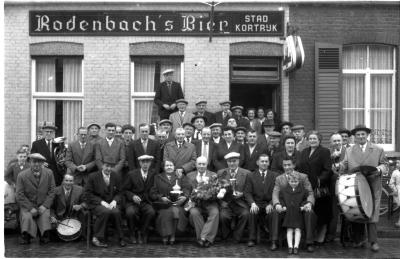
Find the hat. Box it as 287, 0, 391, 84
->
162, 69, 174, 75
224, 152, 241, 160
337, 128, 352, 136
175, 99, 188, 104
28, 153, 46, 162
291, 125, 305, 131
195, 101, 207, 105
269, 131, 282, 138
87, 123, 101, 130
235, 126, 247, 133
209, 123, 223, 129
219, 100, 231, 105
191, 115, 207, 124
183, 122, 195, 129
231, 106, 244, 111
41, 121, 57, 130
351, 124, 371, 135
158, 119, 173, 126
138, 155, 154, 161
262, 119, 275, 127
280, 121, 294, 128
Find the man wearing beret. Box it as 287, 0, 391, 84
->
87, 123, 103, 144
214, 101, 233, 127
159, 119, 175, 143
169, 99, 194, 133
16, 153, 56, 244
154, 69, 184, 120
232, 106, 250, 130
210, 123, 223, 144
193, 101, 215, 126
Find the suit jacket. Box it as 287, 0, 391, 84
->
65, 140, 96, 174
85, 171, 121, 209
163, 141, 197, 174
296, 145, 332, 189
243, 144, 269, 172
51, 184, 85, 219
16, 167, 56, 211
296, 138, 310, 152
194, 140, 216, 171
214, 111, 232, 127
217, 167, 250, 209
150, 173, 189, 202
31, 138, 60, 182
127, 138, 161, 174
154, 81, 184, 117
235, 116, 251, 130
213, 141, 245, 171
169, 111, 194, 132
124, 169, 155, 204
193, 111, 216, 126
95, 138, 126, 174
5, 162, 29, 185
272, 171, 315, 206
249, 119, 262, 135
244, 169, 279, 207
270, 150, 301, 174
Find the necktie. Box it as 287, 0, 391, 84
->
202, 142, 208, 159
65, 190, 71, 199
196, 131, 200, 139
186, 137, 190, 143
80, 142, 85, 150
142, 140, 147, 152
104, 176, 110, 186
361, 144, 365, 152
167, 82, 172, 95
261, 171, 266, 182
143, 173, 147, 181
178, 143, 182, 149
180, 112, 184, 124
230, 170, 235, 179
222, 112, 226, 119
48, 141, 52, 158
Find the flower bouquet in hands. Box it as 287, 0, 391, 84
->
190, 175, 222, 204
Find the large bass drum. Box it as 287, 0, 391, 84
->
57, 218, 82, 241
336, 173, 373, 223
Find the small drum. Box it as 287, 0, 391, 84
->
57, 218, 82, 241
336, 173, 373, 223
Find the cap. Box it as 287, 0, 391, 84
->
209, 123, 223, 129
195, 100, 207, 105
28, 153, 46, 162
337, 128, 352, 136
41, 121, 57, 131
280, 121, 294, 128
262, 119, 275, 127
291, 125, 305, 131
269, 131, 282, 138
158, 119, 173, 126
231, 106, 244, 111
175, 99, 188, 105
224, 152, 241, 160
138, 155, 154, 161
162, 69, 174, 75
191, 115, 207, 124
219, 100, 231, 105
235, 126, 247, 133
183, 122, 195, 129
87, 123, 101, 130
351, 124, 371, 135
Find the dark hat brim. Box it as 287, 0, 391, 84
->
351, 127, 371, 135
191, 115, 207, 124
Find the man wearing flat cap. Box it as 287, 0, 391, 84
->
214, 101, 233, 127
16, 153, 56, 244
279, 121, 293, 137
193, 101, 215, 126
232, 106, 250, 130
258, 119, 276, 148
159, 119, 175, 143
31, 121, 63, 186
210, 123, 223, 144
124, 155, 156, 244
335, 124, 388, 252
183, 123, 196, 144
192, 115, 207, 141
213, 127, 245, 171
87, 123, 103, 144
154, 69, 184, 120
292, 125, 309, 152
169, 99, 194, 132
217, 152, 250, 243
234, 127, 247, 145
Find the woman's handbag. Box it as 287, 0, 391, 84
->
314, 179, 330, 198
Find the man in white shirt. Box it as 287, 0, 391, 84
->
194, 127, 216, 171
192, 115, 207, 140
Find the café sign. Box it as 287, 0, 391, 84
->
30, 11, 284, 36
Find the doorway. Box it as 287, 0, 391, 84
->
230, 83, 279, 112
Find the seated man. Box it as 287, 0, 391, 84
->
185, 156, 219, 248
16, 153, 56, 244
124, 155, 156, 244
85, 162, 126, 248
271, 158, 316, 252
50, 173, 88, 240
217, 152, 250, 243
244, 154, 279, 247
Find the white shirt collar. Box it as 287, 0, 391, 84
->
102, 171, 111, 179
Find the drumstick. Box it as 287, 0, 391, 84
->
57, 220, 74, 228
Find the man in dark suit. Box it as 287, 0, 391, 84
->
193, 101, 215, 126
183, 123, 196, 144
85, 162, 126, 247
124, 155, 156, 244
65, 127, 96, 186
194, 127, 216, 171
244, 154, 279, 247
127, 123, 161, 174
214, 101, 232, 127
235, 127, 247, 145
232, 106, 251, 130
213, 127, 244, 171
95, 122, 126, 176
292, 125, 309, 152
217, 152, 250, 243
87, 123, 103, 144
50, 173, 88, 239
31, 121, 62, 186
243, 130, 269, 172
5, 148, 29, 187
158, 119, 175, 143
192, 115, 207, 141
210, 123, 223, 144
154, 69, 184, 120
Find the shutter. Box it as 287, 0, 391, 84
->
315, 43, 342, 146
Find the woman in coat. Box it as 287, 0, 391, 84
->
271, 135, 300, 174
150, 160, 188, 245
296, 130, 332, 244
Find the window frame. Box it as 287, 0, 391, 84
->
342, 44, 396, 151
31, 57, 85, 142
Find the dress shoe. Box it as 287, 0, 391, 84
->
19, 234, 31, 245
197, 240, 205, 247
39, 236, 50, 244
247, 240, 255, 247
204, 240, 211, 248
270, 241, 278, 251
353, 241, 366, 248
293, 247, 299, 255
288, 247, 293, 254
92, 237, 108, 248
370, 242, 380, 252
307, 245, 314, 253
119, 239, 127, 247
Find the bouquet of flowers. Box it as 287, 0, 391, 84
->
190, 175, 222, 202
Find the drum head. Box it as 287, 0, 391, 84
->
355, 173, 373, 218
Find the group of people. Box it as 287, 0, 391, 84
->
4, 68, 394, 254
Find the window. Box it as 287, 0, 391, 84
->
342, 44, 396, 150
31, 57, 84, 142
130, 57, 184, 128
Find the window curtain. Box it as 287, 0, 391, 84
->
342, 74, 365, 129
369, 45, 393, 70
134, 62, 156, 92
37, 100, 56, 139
36, 58, 56, 92
343, 45, 367, 69
63, 58, 82, 92
134, 100, 153, 129
159, 61, 181, 83
63, 101, 82, 142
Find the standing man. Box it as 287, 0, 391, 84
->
258, 119, 275, 148
87, 123, 103, 144
192, 115, 207, 141
154, 69, 184, 120
5, 148, 29, 187
124, 155, 156, 244
169, 99, 194, 132
16, 153, 55, 244
217, 152, 250, 243
232, 106, 250, 130
213, 127, 244, 171
183, 123, 196, 143
95, 122, 126, 176
210, 123, 223, 144
158, 119, 175, 143
193, 101, 215, 126
186, 156, 220, 248
31, 121, 62, 186
214, 101, 232, 127
243, 130, 268, 172
65, 127, 96, 186
336, 125, 388, 252
292, 125, 309, 152
194, 127, 216, 171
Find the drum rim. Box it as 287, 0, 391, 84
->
56, 218, 82, 241
354, 173, 372, 220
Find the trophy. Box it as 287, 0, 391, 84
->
170, 180, 182, 202
229, 178, 237, 196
